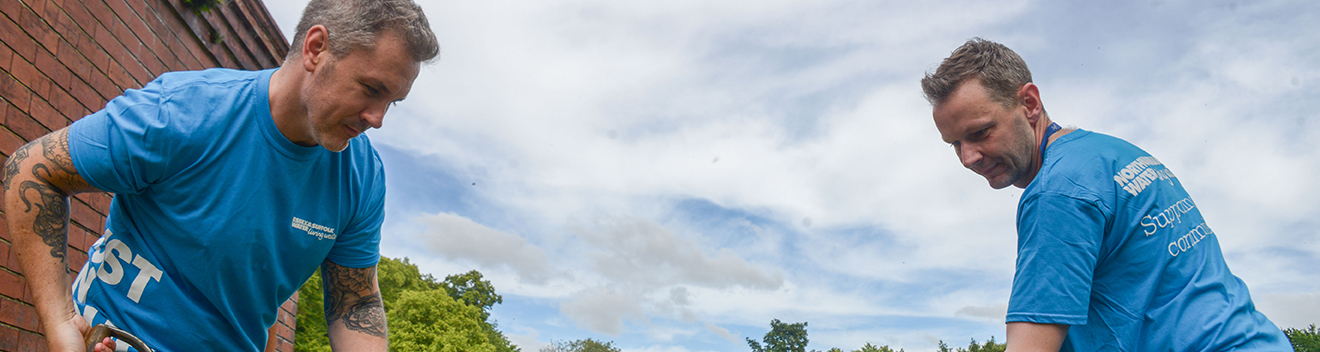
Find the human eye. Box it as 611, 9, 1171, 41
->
968, 127, 990, 141
362, 83, 381, 96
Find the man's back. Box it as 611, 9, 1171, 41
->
1010, 130, 1290, 351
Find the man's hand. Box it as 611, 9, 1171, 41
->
3, 128, 103, 351
43, 313, 116, 352
322, 261, 388, 351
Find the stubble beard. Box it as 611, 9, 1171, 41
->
986, 116, 1038, 189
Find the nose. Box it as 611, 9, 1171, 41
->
957, 143, 983, 169
361, 103, 388, 129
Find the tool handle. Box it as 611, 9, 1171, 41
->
85, 324, 154, 352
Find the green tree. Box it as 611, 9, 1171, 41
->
853, 342, 903, 352
747, 319, 809, 352
295, 257, 520, 352
388, 289, 497, 352
443, 270, 503, 312
1286, 324, 1320, 352
935, 337, 1005, 352
538, 338, 622, 352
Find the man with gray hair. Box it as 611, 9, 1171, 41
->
4, 0, 438, 351
921, 38, 1291, 351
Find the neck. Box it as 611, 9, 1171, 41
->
267, 63, 311, 145
1014, 114, 1070, 188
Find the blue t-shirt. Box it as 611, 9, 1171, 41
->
1007, 130, 1289, 351
66, 68, 386, 352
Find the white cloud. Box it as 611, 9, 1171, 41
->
560, 286, 647, 335
573, 216, 783, 291
416, 212, 553, 283
1254, 292, 1320, 330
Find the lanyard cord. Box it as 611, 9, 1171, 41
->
1039, 122, 1062, 161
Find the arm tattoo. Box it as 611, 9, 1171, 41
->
323, 263, 388, 339
3, 142, 34, 189
18, 178, 70, 260
38, 130, 89, 190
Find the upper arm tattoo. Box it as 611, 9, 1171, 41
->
4, 129, 92, 261
322, 262, 388, 339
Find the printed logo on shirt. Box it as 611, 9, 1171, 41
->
1113, 156, 1178, 196
292, 217, 337, 240
72, 230, 165, 320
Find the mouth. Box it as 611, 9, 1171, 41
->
974, 162, 1000, 177
344, 125, 361, 137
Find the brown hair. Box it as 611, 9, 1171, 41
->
921, 38, 1033, 108
286, 0, 440, 63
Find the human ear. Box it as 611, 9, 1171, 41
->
1017, 83, 1044, 123
301, 25, 330, 72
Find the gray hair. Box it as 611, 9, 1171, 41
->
287, 0, 440, 63
921, 37, 1033, 109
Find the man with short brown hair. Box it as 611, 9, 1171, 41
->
922, 38, 1291, 351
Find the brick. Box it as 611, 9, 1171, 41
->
0, 240, 8, 267
106, 63, 134, 91
61, 0, 96, 36
44, 85, 81, 121
0, 298, 39, 331
0, 129, 25, 156
0, 209, 8, 241
0, 0, 20, 23
25, 96, 64, 132
0, 269, 23, 300
7, 112, 51, 142
17, 3, 58, 54
33, 48, 72, 92
20, 0, 49, 16
0, 70, 30, 113
7, 57, 46, 107
44, 2, 74, 37
0, 41, 12, 70
17, 330, 43, 352
0, 324, 17, 351
67, 79, 102, 113
66, 247, 86, 273
0, 15, 38, 62
88, 70, 118, 102
56, 39, 92, 83
69, 199, 101, 234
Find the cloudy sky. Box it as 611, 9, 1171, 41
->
264, 1, 1319, 351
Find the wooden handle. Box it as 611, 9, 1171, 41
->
85, 324, 154, 352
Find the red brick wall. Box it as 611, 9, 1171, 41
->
0, 0, 291, 351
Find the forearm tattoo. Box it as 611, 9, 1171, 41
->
323, 263, 388, 339
18, 178, 70, 260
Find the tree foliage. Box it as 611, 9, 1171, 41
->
1286, 324, 1320, 352
538, 338, 622, 352
294, 257, 519, 352
853, 342, 903, 352
747, 319, 810, 352
935, 337, 1005, 352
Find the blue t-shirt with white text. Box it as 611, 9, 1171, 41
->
1008, 130, 1289, 351
67, 68, 385, 352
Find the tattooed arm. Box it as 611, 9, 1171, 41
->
322, 260, 389, 351
3, 128, 108, 352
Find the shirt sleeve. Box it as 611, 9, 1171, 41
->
1006, 191, 1107, 325
68, 80, 186, 195
324, 146, 385, 269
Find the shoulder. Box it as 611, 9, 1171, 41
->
1024, 130, 1147, 207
